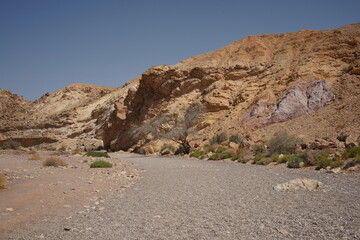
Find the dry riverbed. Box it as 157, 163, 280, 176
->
0, 150, 138, 238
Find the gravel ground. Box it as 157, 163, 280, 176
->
4, 153, 360, 240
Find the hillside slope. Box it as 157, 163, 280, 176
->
105, 23, 360, 151
0, 23, 359, 151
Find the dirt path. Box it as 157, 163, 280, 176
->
3, 153, 360, 239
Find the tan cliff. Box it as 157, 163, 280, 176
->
0, 23, 359, 151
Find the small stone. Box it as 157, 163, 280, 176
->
95, 202, 99, 205
6, 208, 14, 212
98, 207, 105, 211
277, 228, 289, 235
64, 228, 71, 231
63, 205, 71, 208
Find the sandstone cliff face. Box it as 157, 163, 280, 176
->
1, 23, 359, 151
105, 23, 360, 150
0, 80, 139, 149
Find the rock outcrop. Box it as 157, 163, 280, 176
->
1, 23, 360, 151
104, 23, 360, 151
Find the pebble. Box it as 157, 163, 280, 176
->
6, 208, 14, 212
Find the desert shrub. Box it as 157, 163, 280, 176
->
1, 140, 21, 150
271, 154, 279, 162
0, 173, 6, 189
268, 130, 298, 155
189, 149, 205, 159
342, 146, 360, 159
90, 160, 113, 168
316, 153, 332, 170
210, 132, 228, 144
231, 155, 240, 161
256, 159, 267, 165
84, 151, 110, 158
28, 150, 37, 155
208, 153, 219, 160
43, 157, 67, 167
254, 153, 266, 163
252, 144, 266, 155
175, 146, 186, 155
287, 154, 304, 168
215, 146, 227, 154
330, 158, 344, 169
356, 154, 360, 163
28, 154, 41, 161
277, 155, 292, 164
301, 150, 325, 166
229, 134, 242, 144
219, 152, 232, 159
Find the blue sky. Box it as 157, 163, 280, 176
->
1, 0, 359, 101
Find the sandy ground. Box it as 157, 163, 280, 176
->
0, 150, 138, 238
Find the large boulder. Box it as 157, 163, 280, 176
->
274, 178, 322, 191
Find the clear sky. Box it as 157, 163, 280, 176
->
1, 0, 359, 101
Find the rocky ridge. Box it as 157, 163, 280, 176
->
0, 23, 359, 151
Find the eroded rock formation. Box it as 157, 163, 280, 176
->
1, 23, 359, 151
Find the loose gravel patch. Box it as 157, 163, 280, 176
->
3, 153, 360, 239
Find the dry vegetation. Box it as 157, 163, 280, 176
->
43, 157, 67, 167
28, 154, 41, 161
0, 173, 6, 189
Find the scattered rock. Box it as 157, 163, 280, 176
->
274, 179, 321, 191
5, 208, 14, 212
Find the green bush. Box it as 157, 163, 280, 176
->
330, 158, 344, 168
208, 153, 219, 160
268, 130, 298, 155
210, 132, 228, 144
254, 153, 266, 162
271, 154, 279, 162
84, 151, 110, 158
1, 140, 21, 150
257, 159, 267, 165
231, 155, 240, 161
219, 152, 232, 160
316, 153, 332, 170
215, 146, 227, 154
229, 134, 242, 144
356, 154, 360, 163
342, 146, 360, 159
287, 154, 303, 168
90, 160, 113, 168
189, 149, 205, 159
43, 157, 67, 167
277, 155, 291, 164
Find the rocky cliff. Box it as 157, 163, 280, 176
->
1, 23, 359, 151
105, 23, 360, 151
